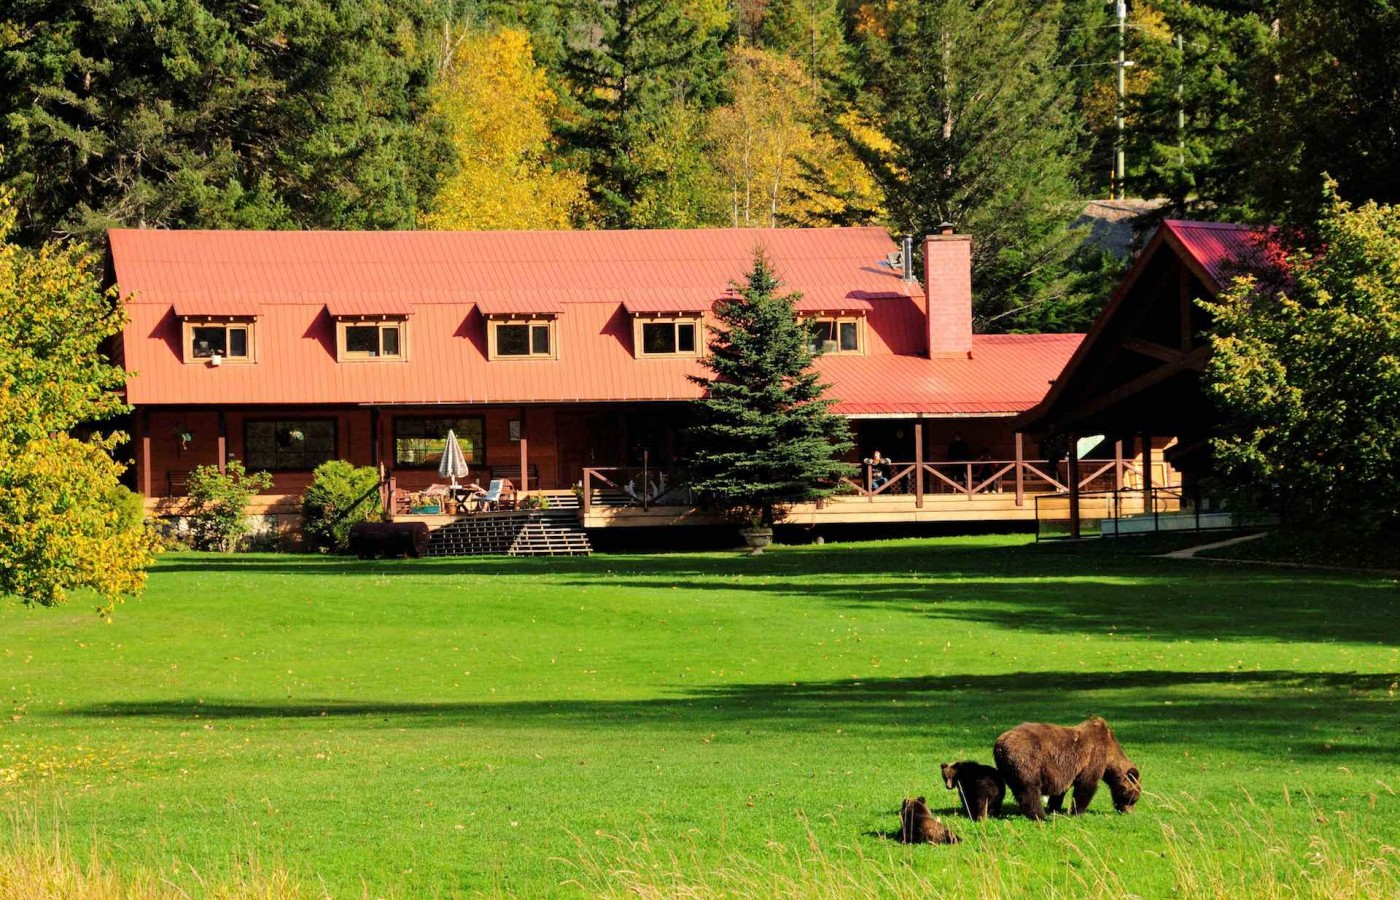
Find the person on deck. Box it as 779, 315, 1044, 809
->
864, 450, 889, 490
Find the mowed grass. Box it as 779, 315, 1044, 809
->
1, 536, 1397, 897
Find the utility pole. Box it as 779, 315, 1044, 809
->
1113, 0, 1127, 200
1175, 32, 1186, 169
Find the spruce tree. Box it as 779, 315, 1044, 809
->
685, 252, 853, 527
854, 0, 1087, 331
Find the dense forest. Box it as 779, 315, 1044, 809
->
3, 0, 1397, 330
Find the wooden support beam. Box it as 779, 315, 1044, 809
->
1122, 338, 1186, 364
217, 411, 227, 474
1141, 432, 1153, 514
370, 407, 381, 467
1068, 345, 1211, 424
913, 420, 924, 509
518, 408, 528, 498
1114, 439, 1124, 492
1014, 432, 1025, 507
1068, 434, 1081, 539
139, 409, 152, 499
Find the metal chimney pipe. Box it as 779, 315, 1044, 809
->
901, 234, 915, 281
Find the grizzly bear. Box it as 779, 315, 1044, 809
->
941, 760, 1005, 821
898, 797, 960, 845
992, 717, 1141, 821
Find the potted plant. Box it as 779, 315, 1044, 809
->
738, 512, 773, 554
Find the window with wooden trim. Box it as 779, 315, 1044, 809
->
243, 418, 336, 471
183, 319, 255, 363
634, 316, 701, 357
489, 319, 555, 359
805, 316, 863, 354
393, 416, 485, 468
336, 319, 406, 361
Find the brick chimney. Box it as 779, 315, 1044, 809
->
925, 225, 973, 357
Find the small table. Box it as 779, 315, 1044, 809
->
450, 483, 486, 513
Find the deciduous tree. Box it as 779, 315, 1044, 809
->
1204, 188, 1400, 530
0, 186, 154, 615
420, 27, 584, 230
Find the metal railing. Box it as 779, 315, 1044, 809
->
1034, 486, 1226, 541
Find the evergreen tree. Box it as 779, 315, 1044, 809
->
1126, 1, 1270, 220
685, 252, 853, 527
1245, 0, 1400, 224
854, 0, 1088, 331
561, 0, 728, 227
0, 0, 452, 243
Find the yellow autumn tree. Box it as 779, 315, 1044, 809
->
0, 183, 156, 617
420, 28, 584, 230
706, 47, 883, 227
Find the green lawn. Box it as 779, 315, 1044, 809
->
2, 536, 1397, 897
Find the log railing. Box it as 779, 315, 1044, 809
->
839, 457, 1167, 508
582, 466, 691, 512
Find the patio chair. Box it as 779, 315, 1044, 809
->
474, 479, 505, 512
497, 479, 517, 511
410, 483, 450, 515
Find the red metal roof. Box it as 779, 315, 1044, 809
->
1161, 220, 1278, 292
821, 334, 1082, 416
474, 294, 566, 316
172, 298, 261, 317
325, 296, 416, 317
110, 226, 1077, 416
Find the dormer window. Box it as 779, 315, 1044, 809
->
182, 318, 255, 364
489, 318, 556, 360
337, 319, 406, 361
636, 316, 701, 357
806, 316, 863, 354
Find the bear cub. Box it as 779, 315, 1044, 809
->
941, 760, 1005, 821
898, 797, 960, 845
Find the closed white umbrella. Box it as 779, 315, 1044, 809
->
438, 429, 470, 488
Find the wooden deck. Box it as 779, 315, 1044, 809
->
580, 490, 1165, 528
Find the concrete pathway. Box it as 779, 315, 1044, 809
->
1157, 531, 1269, 560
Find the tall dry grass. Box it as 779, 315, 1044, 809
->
562, 798, 1399, 900
0, 804, 325, 900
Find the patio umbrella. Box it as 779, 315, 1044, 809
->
438, 429, 470, 488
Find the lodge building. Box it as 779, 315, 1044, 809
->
107, 224, 1196, 538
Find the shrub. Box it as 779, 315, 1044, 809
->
107, 484, 146, 533
300, 460, 383, 552
186, 459, 273, 552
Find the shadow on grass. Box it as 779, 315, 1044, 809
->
67, 668, 1398, 762
151, 542, 1400, 647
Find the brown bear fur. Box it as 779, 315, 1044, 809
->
992, 717, 1141, 821
898, 797, 960, 844
941, 760, 1005, 821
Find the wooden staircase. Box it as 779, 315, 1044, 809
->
425, 499, 592, 557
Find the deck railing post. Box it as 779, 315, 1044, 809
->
914, 420, 924, 509
965, 462, 972, 499
1068, 434, 1081, 539
866, 465, 873, 502
1014, 432, 1025, 507
582, 469, 592, 514
1114, 439, 1124, 492
387, 474, 397, 521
